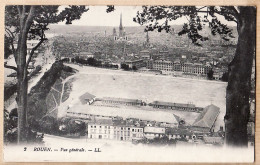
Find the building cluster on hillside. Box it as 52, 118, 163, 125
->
123, 49, 228, 80
53, 13, 229, 81
66, 92, 224, 145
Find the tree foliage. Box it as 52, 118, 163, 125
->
58, 118, 86, 136
207, 68, 214, 80
4, 5, 89, 144
121, 63, 130, 70
134, 6, 256, 147
133, 6, 237, 46
5, 5, 89, 71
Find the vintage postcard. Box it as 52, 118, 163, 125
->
3, 4, 256, 162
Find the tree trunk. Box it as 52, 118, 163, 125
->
16, 29, 29, 144
225, 7, 256, 147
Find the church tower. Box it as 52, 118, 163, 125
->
113, 27, 117, 40
113, 13, 127, 41
119, 13, 124, 37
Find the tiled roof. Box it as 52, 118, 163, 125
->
151, 101, 196, 108
166, 128, 193, 135
192, 104, 220, 128
68, 105, 179, 124
89, 117, 113, 125
101, 97, 142, 104
173, 114, 181, 123
125, 59, 143, 63
144, 126, 165, 134
79, 92, 96, 104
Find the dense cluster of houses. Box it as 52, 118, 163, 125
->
133, 50, 226, 79
66, 92, 224, 145
58, 42, 227, 80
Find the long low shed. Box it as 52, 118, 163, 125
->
67, 104, 179, 126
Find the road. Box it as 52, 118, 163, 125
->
5, 40, 56, 112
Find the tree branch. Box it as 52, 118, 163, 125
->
25, 37, 45, 69
20, 5, 26, 29
4, 62, 17, 71
226, 6, 239, 21
24, 6, 36, 33
17, 6, 23, 28
213, 7, 238, 23
196, 6, 207, 11
5, 28, 16, 55
17, 6, 22, 16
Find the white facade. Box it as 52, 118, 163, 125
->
144, 126, 165, 139
153, 60, 174, 72
88, 123, 144, 141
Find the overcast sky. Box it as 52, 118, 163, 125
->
58, 6, 236, 27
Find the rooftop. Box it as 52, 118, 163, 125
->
150, 101, 196, 109
166, 128, 193, 135
100, 97, 142, 104
154, 60, 173, 63
192, 104, 220, 128
124, 59, 143, 63
144, 126, 165, 134
67, 105, 179, 124
89, 117, 113, 125
79, 92, 96, 104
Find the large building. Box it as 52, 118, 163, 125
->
139, 50, 150, 60
153, 60, 174, 73
149, 101, 204, 112
166, 128, 194, 140
179, 62, 212, 75
67, 105, 179, 128
79, 52, 94, 60
88, 119, 144, 141
97, 97, 144, 106
144, 126, 165, 139
123, 59, 144, 69
191, 104, 220, 133
146, 59, 154, 69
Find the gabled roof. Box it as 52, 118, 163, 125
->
89, 117, 113, 125
101, 97, 142, 104
173, 114, 181, 123
144, 126, 165, 134
151, 101, 196, 109
192, 104, 220, 128
79, 92, 96, 104
166, 128, 193, 136
68, 105, 179, 124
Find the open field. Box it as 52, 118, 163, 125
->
59, 64, 227, 130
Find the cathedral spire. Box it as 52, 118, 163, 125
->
119, 13, 123, 37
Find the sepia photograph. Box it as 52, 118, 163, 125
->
3, 5, 256, 162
